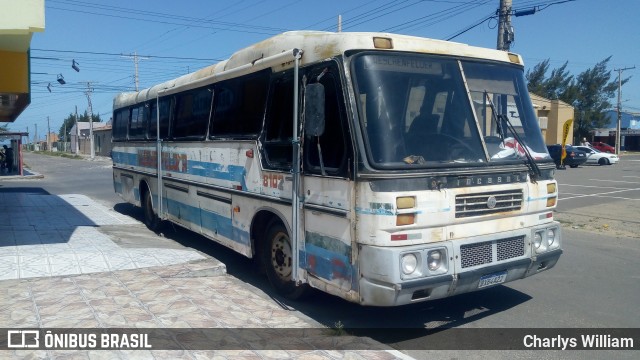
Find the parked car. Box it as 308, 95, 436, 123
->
590, 141, 615, 153
547, 144, 588, 168
573, 145, 619, 165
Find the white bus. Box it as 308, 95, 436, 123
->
112, 31, 562, 306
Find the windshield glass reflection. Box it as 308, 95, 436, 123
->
351, 53, 550, 169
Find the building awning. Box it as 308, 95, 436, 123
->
0, 0, 45, 122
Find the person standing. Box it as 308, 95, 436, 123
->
2, 145, 14, 173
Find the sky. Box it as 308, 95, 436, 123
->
11, 0, 640, 139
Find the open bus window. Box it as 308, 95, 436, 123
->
303, 64, 349, 177
262, 76, 294, 169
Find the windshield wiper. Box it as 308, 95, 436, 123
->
484, 92, 541, 183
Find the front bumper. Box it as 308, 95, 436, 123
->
357, 227, 562, 306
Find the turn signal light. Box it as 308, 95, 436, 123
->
396, 213, 415, 226
396, 196, 416, 209
546, 196, 557, 207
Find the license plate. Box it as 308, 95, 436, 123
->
478, 271, 507, 288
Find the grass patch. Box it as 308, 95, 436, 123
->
30, 151, 82, 160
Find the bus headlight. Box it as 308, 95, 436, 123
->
547, 228, 556, 248
427, 250, 443, 271
401, 253, 418, 275
533, 231, 543, 249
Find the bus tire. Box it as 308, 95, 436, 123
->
263, 221, 309, 300
142, 187, 160, 231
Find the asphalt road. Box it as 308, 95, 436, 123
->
3, 152, 639, 360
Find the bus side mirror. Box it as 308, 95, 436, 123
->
304, 83, 325, 137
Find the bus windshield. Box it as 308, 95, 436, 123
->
351, 53, 550, 169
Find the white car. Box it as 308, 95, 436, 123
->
573, 145, 619, 165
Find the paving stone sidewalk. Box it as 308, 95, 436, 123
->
0, 192, 413, 359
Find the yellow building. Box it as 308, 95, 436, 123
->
529, 93, 575, 145
0, 0, 45, 122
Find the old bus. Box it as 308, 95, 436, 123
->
112, 31, 562, 306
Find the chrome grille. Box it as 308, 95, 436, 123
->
460, 236, 525, 268
497, 236, 525, 261
455, 190, 523, 218
460, 241, 492, 268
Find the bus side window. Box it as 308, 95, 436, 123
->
128, 105, 147, 140
262, 75, 294, 169
113, 108, 129, 141
210, 69, 268, 138
172, 87, 211, 140
148, 98, 172, 140
303, 64, 349, 177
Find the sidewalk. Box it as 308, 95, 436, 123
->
0, 191, 412, 359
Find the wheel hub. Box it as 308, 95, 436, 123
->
271, 233, 292, 280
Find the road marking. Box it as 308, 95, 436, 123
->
587, 179, 640, 184
560, 184, 630, 190
558, 187, 640, 201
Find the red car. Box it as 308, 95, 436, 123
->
590, 141, 615, 153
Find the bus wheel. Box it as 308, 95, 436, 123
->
142, 188, 160, 231
263, 222, 308, 300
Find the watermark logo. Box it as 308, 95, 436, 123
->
7, 330, 39, 348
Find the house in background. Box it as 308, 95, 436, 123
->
529, 93, 575, 145
69, 122, 112, 156
590, 110, 640, 151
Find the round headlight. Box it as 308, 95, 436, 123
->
427, 250, 442, 271
533, 232, 543, 249
401, 253, 418, 275
547, 228, 556, 247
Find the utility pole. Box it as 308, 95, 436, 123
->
338, 15, 342, 32
85, 83, 95, 159
123, 52, 148, 91
75, 105, 79, 154
47, 116, 51, 151
497, 0, 513, 51
614, 66, 635, 155
34, 124, 38, 150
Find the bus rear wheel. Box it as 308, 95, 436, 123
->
263, 222, 309, 300
142, 187, 160, 231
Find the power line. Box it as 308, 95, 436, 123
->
48, 0, 287, 33
32, 48, 220, 62
383, 0, 493, 34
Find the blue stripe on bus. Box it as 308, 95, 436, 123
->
112, 151, 138, 166
163, 197, 250, 247
112, 151, 246, 188
187, 160, 247, 188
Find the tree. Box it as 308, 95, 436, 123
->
526, 57, 628, 142
58, 111, 101, 141
569, 57, 626, 141
526, 59, 573, 100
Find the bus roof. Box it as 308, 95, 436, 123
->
113, 31, 523, 110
